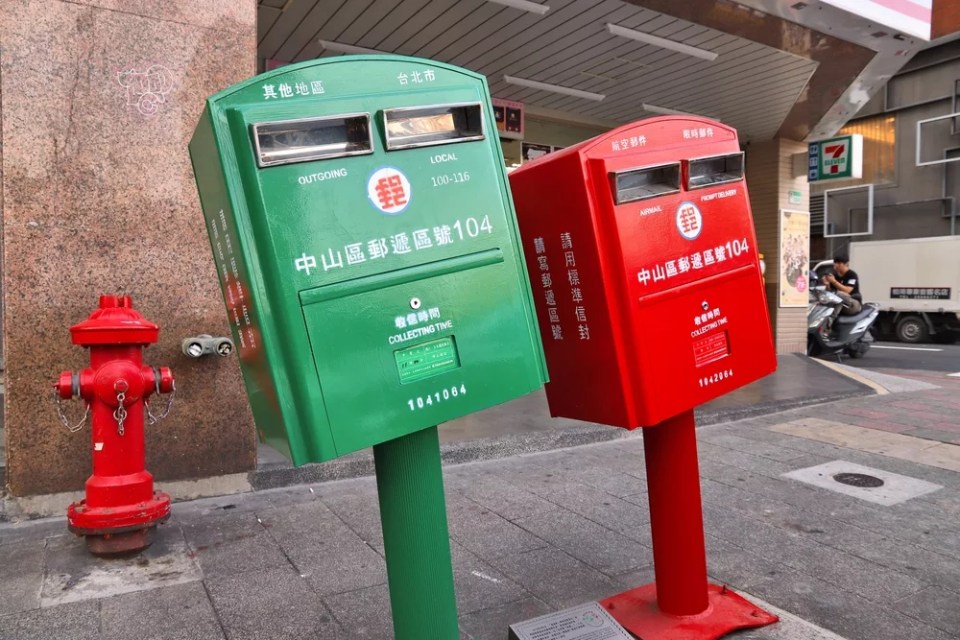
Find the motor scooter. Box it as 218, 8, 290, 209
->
807, 280, 880, 359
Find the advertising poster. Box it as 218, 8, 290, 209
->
492, 98, 524, 140
779, 209, 810, 307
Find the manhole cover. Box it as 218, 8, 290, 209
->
833, 472, 884, 488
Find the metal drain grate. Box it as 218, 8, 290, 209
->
833, 472, 884, 488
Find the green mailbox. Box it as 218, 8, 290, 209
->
189, 55, 546, 465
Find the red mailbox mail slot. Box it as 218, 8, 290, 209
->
510, 116, 776, 429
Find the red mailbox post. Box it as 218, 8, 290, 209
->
510, 117, 778, 639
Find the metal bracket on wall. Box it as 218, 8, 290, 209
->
823, 183, 874, 238
953, 79, 960, 135
917, 111, 960, 166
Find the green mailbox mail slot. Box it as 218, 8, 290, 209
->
189, 55, 547, 465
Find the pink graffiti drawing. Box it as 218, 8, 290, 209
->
117, 65, 174, 116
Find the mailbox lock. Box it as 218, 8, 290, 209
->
410, 298, 422, 310
701, 301, 709, 311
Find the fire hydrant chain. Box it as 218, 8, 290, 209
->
114, 390, 128, 436
146, 378, 175, 425
54, 389, 90, 433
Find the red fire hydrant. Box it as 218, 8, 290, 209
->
55, 295, 175, 555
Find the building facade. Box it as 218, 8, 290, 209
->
1, 0, 943, 496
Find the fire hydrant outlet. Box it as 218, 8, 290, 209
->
157, 367, 175, 394
57, 371, 78, 399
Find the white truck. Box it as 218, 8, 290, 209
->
847, 236, 960, 343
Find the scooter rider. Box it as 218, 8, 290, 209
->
822, 253, 862, 316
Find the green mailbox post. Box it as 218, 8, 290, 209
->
189, 55, 546, 639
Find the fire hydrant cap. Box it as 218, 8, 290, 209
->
70, 295, 160, 346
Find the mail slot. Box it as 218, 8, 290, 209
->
189, 55, 547, 464
509, 117, 775, 428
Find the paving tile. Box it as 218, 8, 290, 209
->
0, 520, 68, 548
0, 600, 100, 640
100, 581, 225, 640
257, 499, 387, 594
698, 457, 960, 553
705, 536, 791, 591
571, 441, 647, 475
698, 441, 803, 478
861, 421, 917, 434
0, 539, 43, 615
526, 481, 652, 546
770, 420, 960, 473
42, 526, 202, 607
733, 592, 877, 640
904, 428, 960, 443
528, 453, 648, 498
206, 567, 341, 640
450, 541, 529, 615
447, 494, 548, 559
257, 500, 357, 547
458, 597, 552, 640
698, 432, 812, 463
445, 473, 559, 522
829, 499, 960, 560
298, 542, 386, 597
174, 486, 317, 522
929, 421, 960, 433
182, 514, 290, 577
323, 583, 393, 640
315, 483, 384, 547
179, 510, 267, 549
703, 505, 926, 605
893, 586, 960, 636
486, 447, 647, 499
747, 568, 955, 640
608, 564, 655, 592
486, 547, 623, 610
917, 486, 960, 513
513, 508, 650, 575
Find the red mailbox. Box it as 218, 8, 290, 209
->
510, 116, 775, 428
510, 117, 778, 640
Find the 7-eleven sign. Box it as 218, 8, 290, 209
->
808, 134, 863, 182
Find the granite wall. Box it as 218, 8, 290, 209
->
1, 0, 258, 495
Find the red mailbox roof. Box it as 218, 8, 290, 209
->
70, 295, 159, 346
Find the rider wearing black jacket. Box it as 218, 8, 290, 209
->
823, 253, 862, 315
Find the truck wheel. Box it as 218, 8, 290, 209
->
896, 316, 929, 343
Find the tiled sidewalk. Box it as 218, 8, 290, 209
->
2, 380, 959, 640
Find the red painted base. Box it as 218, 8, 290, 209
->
599, 583, 779, 640
68, 491, 171, 534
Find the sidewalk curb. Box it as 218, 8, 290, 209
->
808, 357, 890, 395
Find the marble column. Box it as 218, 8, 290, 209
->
1, 0, 258, 495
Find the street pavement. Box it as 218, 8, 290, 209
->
2, 363, 960, 639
